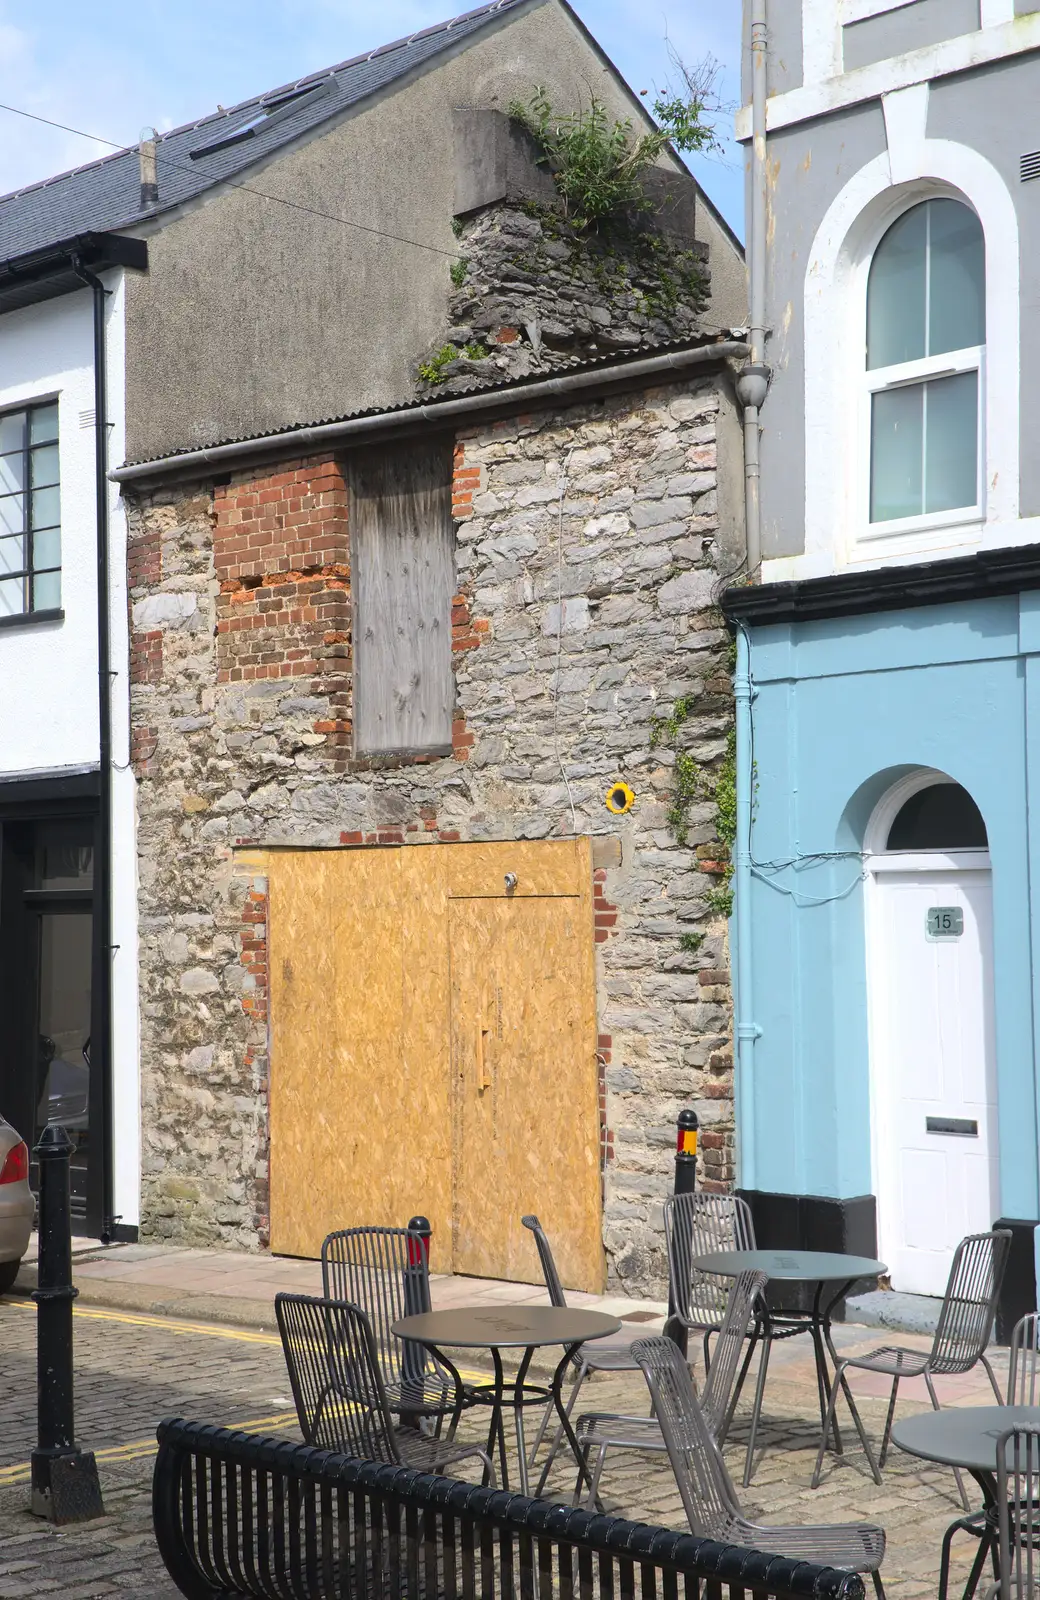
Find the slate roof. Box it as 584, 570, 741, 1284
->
0, 0, 528, 266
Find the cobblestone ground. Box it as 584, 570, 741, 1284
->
0, 1299, 1010, 1596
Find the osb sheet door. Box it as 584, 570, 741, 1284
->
268, 848, 452, 1264
449, 839, 603, 1292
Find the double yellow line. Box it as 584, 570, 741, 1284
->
0, 1299, 488, 1486
4, 1297, 281, 1345
0, 1412, 300, 1487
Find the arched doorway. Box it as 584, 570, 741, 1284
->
866, 770, 997, 1296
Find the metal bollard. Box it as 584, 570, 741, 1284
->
30, 1125, 104, 1523
666, 1110, 699, 1353
401, 1216, 432, 1426
674, 1109, 699, 1194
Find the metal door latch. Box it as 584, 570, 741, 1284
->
503, 873, 518, 893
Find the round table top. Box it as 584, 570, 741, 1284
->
692, 1248, 887, 1283
390, 1305, 622, 1350
892, 1406, 1040, 1474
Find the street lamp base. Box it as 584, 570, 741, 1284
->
30, 1447, 105, 1523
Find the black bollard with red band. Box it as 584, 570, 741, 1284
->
401, 1216, 432, 1425
665, 1110, 699, 1352
30, 1125, 104, 1523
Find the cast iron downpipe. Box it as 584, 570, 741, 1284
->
736, 0, 770, 577
729, 0, 770, 1199
733, 627, 759, 1193
70, 255, 114, 1239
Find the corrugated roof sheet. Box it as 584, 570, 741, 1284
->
121, 331, 737, 466
0, 0, 526, 265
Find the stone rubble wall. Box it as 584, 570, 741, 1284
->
420, 201, 711, 396
126, 374, 737, 1296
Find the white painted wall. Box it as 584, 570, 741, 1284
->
0, 289, 102, 770
0, 277, 140, 1227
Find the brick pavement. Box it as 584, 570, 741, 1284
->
0, 1294, 1014, 1596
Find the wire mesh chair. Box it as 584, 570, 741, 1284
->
663, 1191, 757, 1371
321, 1224, 465, 1430
632, 1335, 887, 1597
570, 1270, 767, 1510
521, 1215, 643, 1495
986, 1425, 1040, 1600
276, 1292, 495, 1483
811, 1229, 1011, 1507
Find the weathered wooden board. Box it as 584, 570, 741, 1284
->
350, 441, 454, 757
268, 848, 452, 1266
449, 839, 602, 1292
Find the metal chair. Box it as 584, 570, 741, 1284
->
276, 1292, 494, 1482
1009, 1313, 1040, 1405
522, 1214, 644, 1495
633, 1335, 886, 1595
985, 1424, 1040, 1600
939, 1314, 1040, 1600
811, 1229, 1012, 1506
663, 1191, 757, 1370
322, 1224, 464, 1428
570, 1269, 767, 1509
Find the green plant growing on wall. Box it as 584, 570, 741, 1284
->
450, 257, 469, 288
650, 696, 699, 847
417, 339, 490, 384
678, 930, 705, 954
704, 728, 737, 919
509, 66, 722, 230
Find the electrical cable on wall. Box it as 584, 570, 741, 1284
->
0, 100, 462, 261
736, 617, 869, 909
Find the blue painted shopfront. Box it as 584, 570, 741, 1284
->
727, 580, 1040, 1312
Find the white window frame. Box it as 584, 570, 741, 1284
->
845, 189, 988, 558
859, 341, 986, 543
785, 103, 1022, 586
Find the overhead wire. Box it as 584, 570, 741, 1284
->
0, 98, 462, 261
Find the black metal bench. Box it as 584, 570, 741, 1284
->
153, 1418, 866, 1600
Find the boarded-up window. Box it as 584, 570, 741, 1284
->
349, 440, 454, 756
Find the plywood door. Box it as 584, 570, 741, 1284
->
449, 839, 602, 1292
268, 848, 452, 1264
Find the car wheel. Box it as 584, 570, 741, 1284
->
0, 1259, 22, 1295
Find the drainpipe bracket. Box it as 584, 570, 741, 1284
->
736, 1022, 762, 1042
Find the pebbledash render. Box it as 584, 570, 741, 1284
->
125, 357, 743, 1295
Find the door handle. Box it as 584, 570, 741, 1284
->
477, 1027, 491, 1092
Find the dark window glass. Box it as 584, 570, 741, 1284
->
0, 400, 61, 617
886, 783, 987, 850
33, 821, 94, 889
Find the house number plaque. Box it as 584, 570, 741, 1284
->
926, 906, 964, 940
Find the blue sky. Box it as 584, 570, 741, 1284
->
0, 0, 744, 236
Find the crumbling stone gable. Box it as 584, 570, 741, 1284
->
418, 200, 711, 396
126, 374, 736, 1294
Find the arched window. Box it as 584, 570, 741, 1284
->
866, 199, 985, 528
886, 782, 987, 850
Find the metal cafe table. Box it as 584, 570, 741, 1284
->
693, 1247, 886, 1484
391, 1304, 621, 1496
893, 1405, 1040, 1600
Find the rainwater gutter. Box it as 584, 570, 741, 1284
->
730, 0, 770, 1194
110, 341, 748, 488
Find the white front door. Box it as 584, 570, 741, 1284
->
871, 860, 998, 1296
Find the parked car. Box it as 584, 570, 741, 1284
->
0, 1117, 34, 1294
